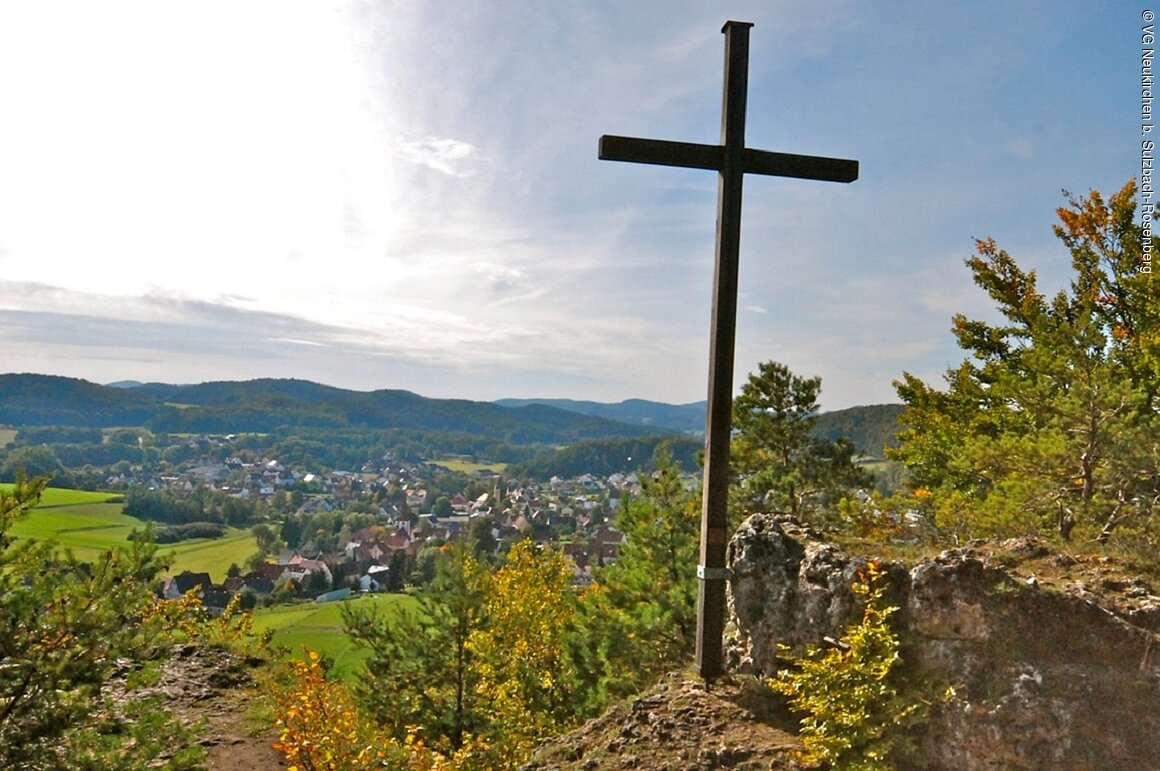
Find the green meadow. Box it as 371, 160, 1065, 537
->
252, 593, 418, 681
11, 486, 121, 507
6, 487, 144, 562
434, 457, 508, 475
2, 485, 257, 582
160, 531, 258, 581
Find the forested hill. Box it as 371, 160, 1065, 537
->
493, 397, 706, 434
497, 397, 904, 457
0, 374, 665, 444
812, 403, 905, 458
0, 374, 904, 453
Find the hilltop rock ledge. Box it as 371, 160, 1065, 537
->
727, 513, 1160, 769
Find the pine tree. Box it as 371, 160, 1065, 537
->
732, 361, 869, 522
573, 452, 700, 704
891, 181, 1160, 543
344, 541, 487, 750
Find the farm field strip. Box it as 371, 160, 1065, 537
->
160, 531, 257, 581
2, 487, 256, 581
435, 457, 508, 474
253, 594, 417, 681
10, 503, 144, 556
0, 484, 121, 507
19, 507, 137, 532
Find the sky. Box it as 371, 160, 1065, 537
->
0, 1, 1145, 410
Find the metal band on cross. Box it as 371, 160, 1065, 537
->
599, 20, 858, 679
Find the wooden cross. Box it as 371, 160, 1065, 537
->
599, 20, 858, 679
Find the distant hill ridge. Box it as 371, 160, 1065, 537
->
496, 398, 904, 457
493, 397, 707, 434
0, 375, 662, 444
0, 375, 903, 454
812, 403, 905, 457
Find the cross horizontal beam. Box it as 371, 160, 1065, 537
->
598, 134, 858, 183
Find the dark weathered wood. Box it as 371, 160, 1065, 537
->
598, 139, 858, 183
598, 20, 857, 681
599, 136, 722, 171
693, 20, 751, 682
743, 148, 858, 182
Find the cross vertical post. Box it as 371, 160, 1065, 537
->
697, 19, 752, 681
598, 21, 857, 680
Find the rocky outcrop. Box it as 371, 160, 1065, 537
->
726, 513, 1160, 770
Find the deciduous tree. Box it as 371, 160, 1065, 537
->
468, 540, 578, 759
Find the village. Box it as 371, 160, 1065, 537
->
132, 433, 693, 612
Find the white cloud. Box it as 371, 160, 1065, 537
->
395, 136, 486, 178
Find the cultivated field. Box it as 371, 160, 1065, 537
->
162, 532, 259, 580
252, 593, 418, 681
2, 485, 257, 581
5, 487, 144, 563
434, 457, 508, 475
15, 486, 121, 507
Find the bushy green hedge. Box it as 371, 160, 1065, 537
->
128, 521, 226, 543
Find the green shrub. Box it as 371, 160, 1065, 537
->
768, 562, 932, 769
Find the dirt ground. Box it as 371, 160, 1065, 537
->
524, 671, 804, 770
156, 648, 801, 770
142, 643, 285, 770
